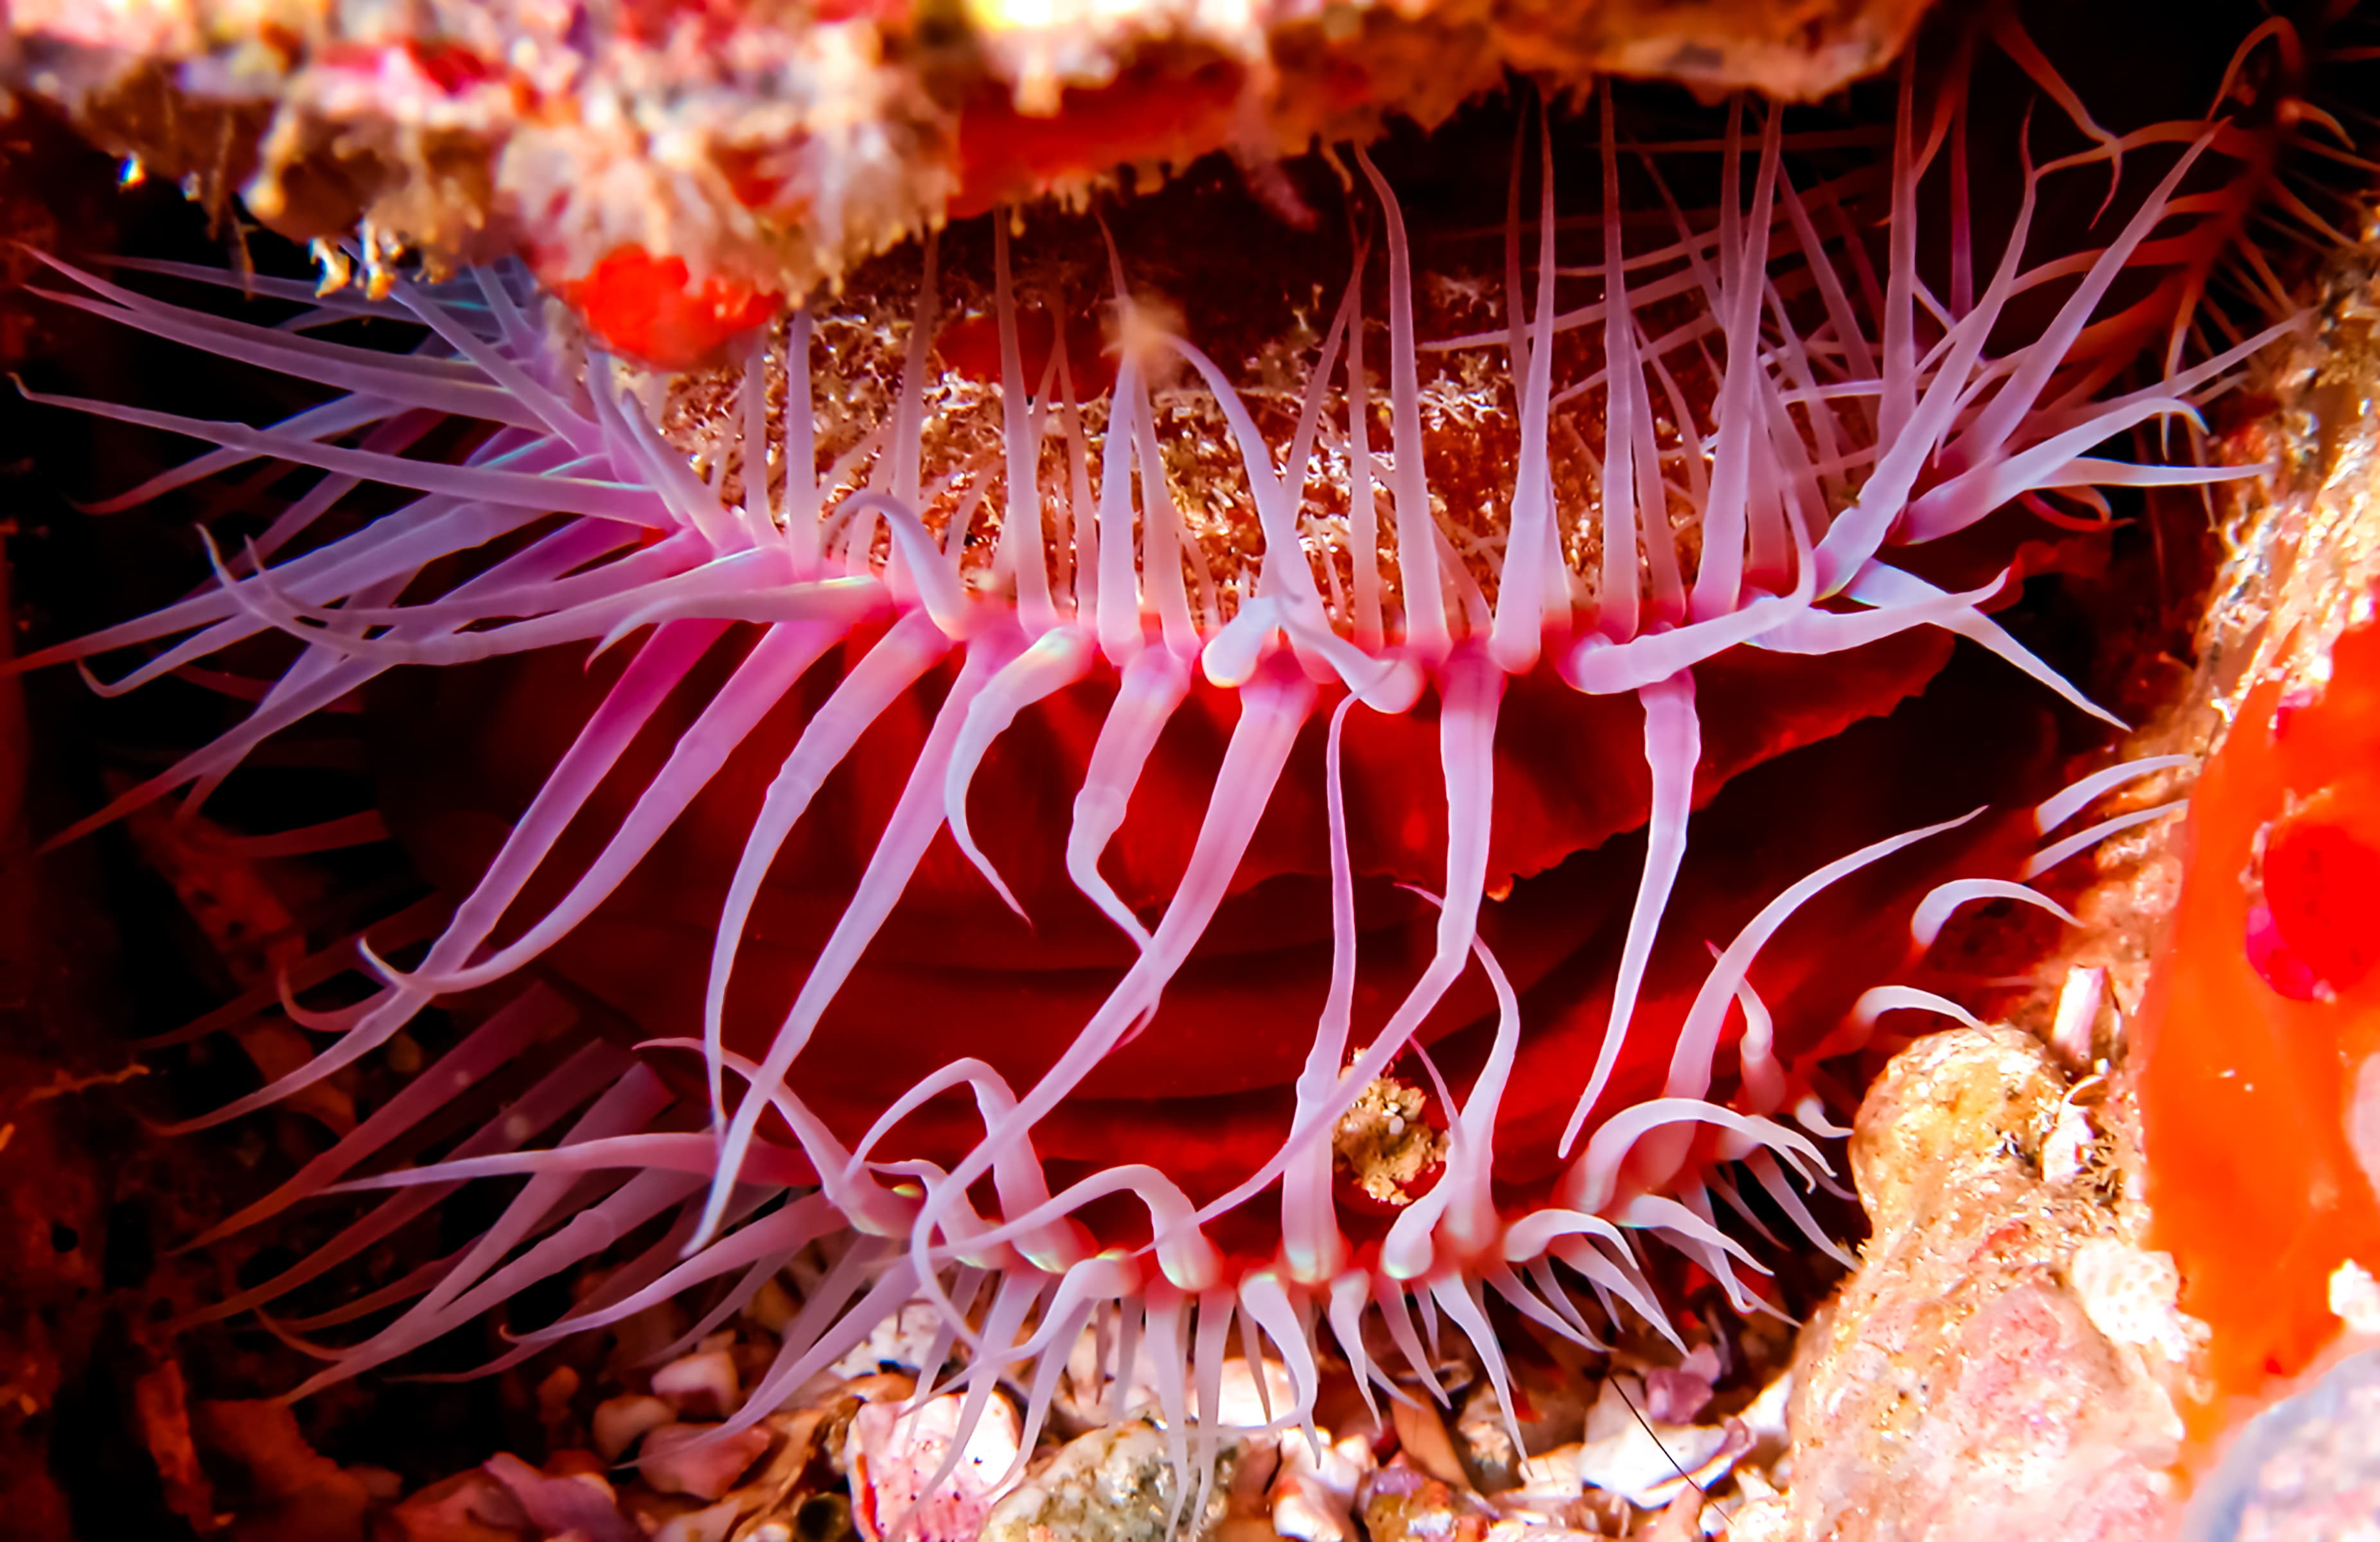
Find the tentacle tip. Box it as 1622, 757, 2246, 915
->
1488, 626, 1543, 678
949, 820, 1033, 927
586, 623, 644, 664
1199, 631, 1270, 690
161, 1219, 222, 1257
352, 935, 407, 988
2084, 702, 2133, 732
1356, 657, 1426, 715
1558, 631, 1609, 685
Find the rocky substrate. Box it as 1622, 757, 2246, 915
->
324, 1263, 1798, 1542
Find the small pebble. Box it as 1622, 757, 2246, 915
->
594, 1394, 676, 1460
642, 1422, 773, 1500
653, 1349, 743, 1417
844, 1392, 1022, 1542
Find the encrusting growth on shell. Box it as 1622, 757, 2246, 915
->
1, 0, 1941, 366
1333, 1076, 1448, 1207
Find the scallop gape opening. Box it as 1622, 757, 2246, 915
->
3, 0, 2370, 1534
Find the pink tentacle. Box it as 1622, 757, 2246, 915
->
1910, 877, 2079, 950
1282, 697, 1361, 1284
1559, 668, 1697, 1156
513, 1194, 843, 1349
182, 988, 569, 1249
2022, 800, 2188, 878
1549, 1234, 1684, 1351
1186, 651, 1498, 1236
1853, 984, 1986, 1034
1353, 146, 1450, 660
946, 625, 1096, 918
696, 632, 1011, 1246
913, 661, 1318, 1298
394, 619, 843, 995
1840, 560, 2124, 727
1662, 809, 1984, 1104
389, 273, 599, 451
1689, 106, 1784, 624
712, 1248, 923, 1445
1064, 644, 1193, 948
701, 609, 951, 1126
19, 382, 662, 522
171, 1038, 627, 1328
287, 1167, 700, 1400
